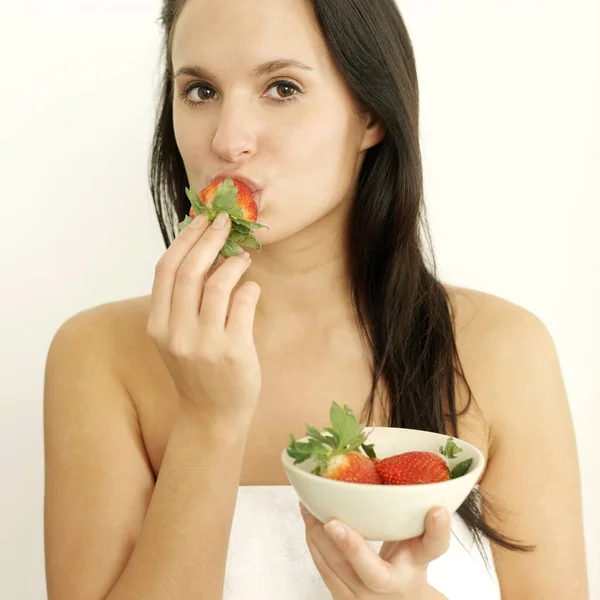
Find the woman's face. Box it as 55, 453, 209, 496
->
170, 0, 384, 246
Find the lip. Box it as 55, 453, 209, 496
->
252, 189, 263, 212
211, 171, 263, 195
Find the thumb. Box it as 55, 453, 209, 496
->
411, 507, 452, 566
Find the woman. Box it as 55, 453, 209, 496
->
43, 0, 588, 598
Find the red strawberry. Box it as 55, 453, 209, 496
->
321, 451, 382, 484
375, 451, 450, 485
192, 177, 259, 222
375, 438, 473, 484
178, 177, 269, 259
286, 402, 382, 485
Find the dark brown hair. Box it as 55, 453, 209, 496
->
150, 0, 535, 567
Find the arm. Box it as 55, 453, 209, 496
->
44, 311, 252, 600
469, 305, 589, 599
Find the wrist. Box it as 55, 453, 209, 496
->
176, 400, 254, 437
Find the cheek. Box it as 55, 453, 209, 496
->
173, 109, 208, 162
289, 115, 359, 204
276, 109, 355, 182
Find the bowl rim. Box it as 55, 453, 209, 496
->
280, 426, 486, 490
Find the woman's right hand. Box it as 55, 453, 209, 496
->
147, 211, 263, 425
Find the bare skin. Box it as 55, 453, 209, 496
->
44, 287, 588, 598
113, 290, 487, 487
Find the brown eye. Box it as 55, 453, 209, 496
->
277, 84, 295, 98
187, 85, 214, 101
265, 80, 303, 103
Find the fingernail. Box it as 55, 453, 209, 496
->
433, 508, 448, 526
212, 211, 229, 229
325, 521, 346, 541
190, 215, 206, 228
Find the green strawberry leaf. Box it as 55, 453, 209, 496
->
322, 427, 340, 446
305, 424, 337, 448
287, 435, 330, 465
239, 236, 261, 250
178, 215, 195, 233
227, 205, 245, 220
212, 179, 239, 212
286, 401, 374, 474
231, 222, 253, 235
228, 230, 247, 243
330, 402, 359, 448
439, 438, 463, 459
361, 442, 377, 459
187, 184, 208, 217
450, 458, 473, 479
220, 238, 244, 258
231, 217, 270, 231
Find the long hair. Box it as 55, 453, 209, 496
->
150, 0, 535, 566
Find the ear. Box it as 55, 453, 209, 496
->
359, 110, 386, 151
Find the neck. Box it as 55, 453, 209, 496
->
238, 220, 356, 349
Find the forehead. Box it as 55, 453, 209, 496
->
171, 0, 328, 73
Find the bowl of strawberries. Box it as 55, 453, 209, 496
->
281, 402, 485, 541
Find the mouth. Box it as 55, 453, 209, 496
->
252, 189, 263, 212
211, 172, 262, 194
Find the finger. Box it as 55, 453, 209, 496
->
225, 281, 261, 342
304, 528, 354, 598
300, 504, 356, 597
199, 254, 252, 333
410, 507, 452, 567
322, 518, 395, 594
148, 214, 210, 336
379, 540, 400, 561
206, 253, 227, 278
169, 213, 232, 335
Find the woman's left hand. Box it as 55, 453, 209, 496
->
299, 502, 451, 599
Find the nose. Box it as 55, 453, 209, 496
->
212, 99, 258, 162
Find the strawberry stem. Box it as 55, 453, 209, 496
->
286, 402, 377, 474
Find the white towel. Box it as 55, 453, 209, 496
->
223, 485, 501, 599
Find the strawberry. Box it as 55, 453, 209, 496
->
286, 402, 382, 484
375, 438, 473, 485
177, 177, 269, 260
193, 177, 259, 222
320, 451, 383, 484
286, 401, 474, 486
375, 452, 450, 485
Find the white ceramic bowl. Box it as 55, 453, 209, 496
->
280, 426, 485, 541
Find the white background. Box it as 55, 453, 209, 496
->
1, 1, 598, 598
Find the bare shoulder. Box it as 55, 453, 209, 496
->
52, 294, 151, 340
44, 297, 159, 599
49, 294, 168, 417
445, 283, 550, 344
50, 294, 155, 378
442, 290, 587, 596
443, 284, 560, 424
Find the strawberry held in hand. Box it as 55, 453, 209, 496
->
287, 402, 382, 485
178, 177, 269, 259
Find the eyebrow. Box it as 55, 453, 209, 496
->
173, 59, 314, 81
